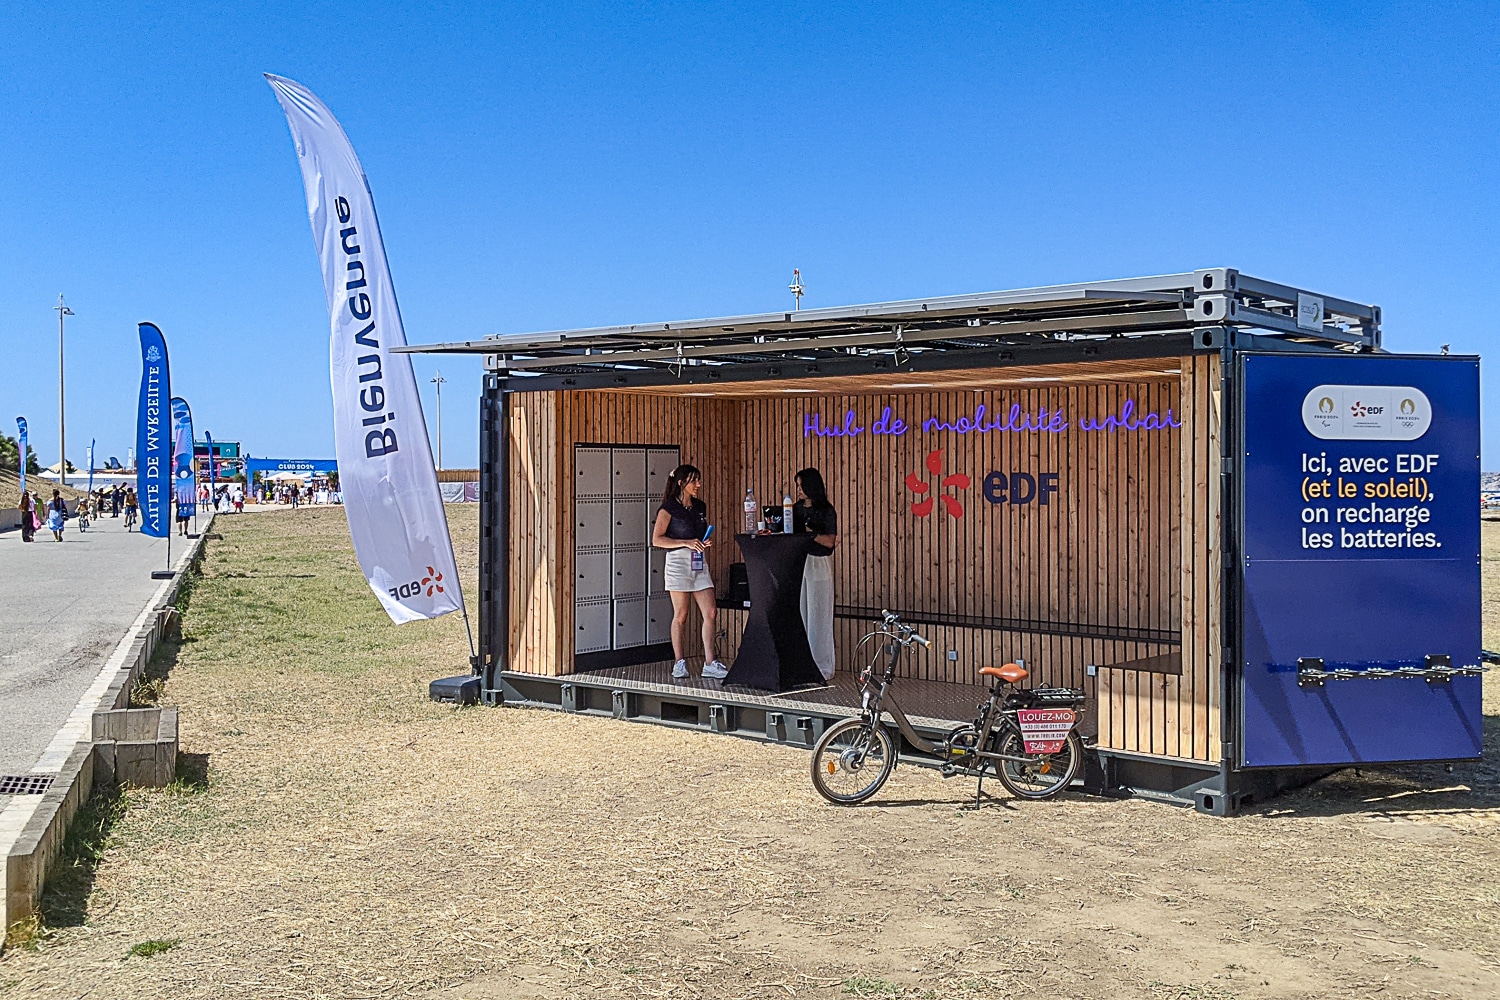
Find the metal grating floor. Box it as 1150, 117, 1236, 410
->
569, 661, 989, 730
0, 774, 55, 795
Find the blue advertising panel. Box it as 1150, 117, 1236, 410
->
135, 323, 172, 538
170, 398, 196, 519
244, 458, 339, 477
1240, 353, 1481, 767
16, 416, 27, 496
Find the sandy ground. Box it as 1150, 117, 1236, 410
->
3, 507, 1499, 999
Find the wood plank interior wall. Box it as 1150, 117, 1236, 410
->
505, 356, 1223, 762
506, 391, 565, 676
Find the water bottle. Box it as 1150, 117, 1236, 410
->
743, 487, 757, 534
691, 547, 704, 572
782, 494, 794, 534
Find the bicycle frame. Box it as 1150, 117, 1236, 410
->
858, 634, 1050, 769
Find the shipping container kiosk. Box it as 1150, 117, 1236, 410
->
400, 268, 1484, 815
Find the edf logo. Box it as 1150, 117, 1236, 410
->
904, 449, 1062, 516
982, 471, 1060, 506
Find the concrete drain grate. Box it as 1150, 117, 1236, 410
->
0, 774, 55, 795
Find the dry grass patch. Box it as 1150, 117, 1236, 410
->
2, 510, 1499, 999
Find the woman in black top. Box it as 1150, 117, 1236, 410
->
651, 464, 727, 681
793, 467, 839, 680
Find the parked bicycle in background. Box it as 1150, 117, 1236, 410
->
809, 611, 1086, 806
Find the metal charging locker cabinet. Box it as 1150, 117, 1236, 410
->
611, 448, 647, 497
647, 593, 673, 645
575, 447, 612, 499
612, 498, 648, 549
575, 498, 613, 549
612, 549, 647, 598
648, 547, 668, 594
574, 552, 613, 602
613, 596, 647, 649
646, 448, 680, 499
575, 599, 613, 654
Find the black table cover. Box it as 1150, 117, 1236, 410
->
726, 533, 826, 692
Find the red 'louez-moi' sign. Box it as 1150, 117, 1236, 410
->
1015, 708, 1077, 754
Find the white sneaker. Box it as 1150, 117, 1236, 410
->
701, 660, 729, 680
671, 660, 690, 679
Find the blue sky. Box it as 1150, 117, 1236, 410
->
2, 2, 1497, 470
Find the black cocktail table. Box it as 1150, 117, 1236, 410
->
726, 533, 825, 692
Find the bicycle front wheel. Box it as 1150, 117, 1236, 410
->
992, 727, 1082, 800
810, 718, 896, 805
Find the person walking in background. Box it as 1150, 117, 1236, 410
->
111, 484, 121, 517
45, 489, 67, 542
18, 490, 36, 543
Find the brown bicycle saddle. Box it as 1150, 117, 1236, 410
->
979, 663, 1028, 684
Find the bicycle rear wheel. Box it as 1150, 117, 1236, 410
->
992, 726, 1082, 800
810, 718, 896, 804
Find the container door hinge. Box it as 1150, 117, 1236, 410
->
1297, 657, 1325, 688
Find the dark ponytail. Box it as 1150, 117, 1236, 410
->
663, 463, 702, 505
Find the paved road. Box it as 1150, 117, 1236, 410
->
0, 512, 180, 776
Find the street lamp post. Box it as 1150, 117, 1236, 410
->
55, 295, 74, 487
430, 371, 445, 470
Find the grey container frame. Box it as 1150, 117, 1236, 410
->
433, 269, 1458, 815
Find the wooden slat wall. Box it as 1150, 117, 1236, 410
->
1095, 356, 1220, 762
504, 358, 1223, 762
506, 391, 565, 675
732, 383, 1181, 687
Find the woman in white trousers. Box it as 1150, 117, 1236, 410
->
793, 467, 839, 681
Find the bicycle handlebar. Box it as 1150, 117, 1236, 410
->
879, 609, 929, 649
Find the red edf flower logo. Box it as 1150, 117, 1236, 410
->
422, 566, 445, 596
905, 450, 970, 518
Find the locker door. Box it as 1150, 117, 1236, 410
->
613, 549, 646, 597
648, 547, 668, 594
575, 499, 613, 549
575, 600, 613, 654
612, 498, 648, 548
647, 593, 673, 645
612, 448, 647, 497
646, 448, 680, 500
574, 552, 613, 601
575, 447, 612, 498
613, 596, 646, 649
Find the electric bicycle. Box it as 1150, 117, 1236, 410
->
809, 610, 1086, 806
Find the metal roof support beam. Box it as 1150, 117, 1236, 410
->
489, 308, 1195, 371
390, 268, 1382, 368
